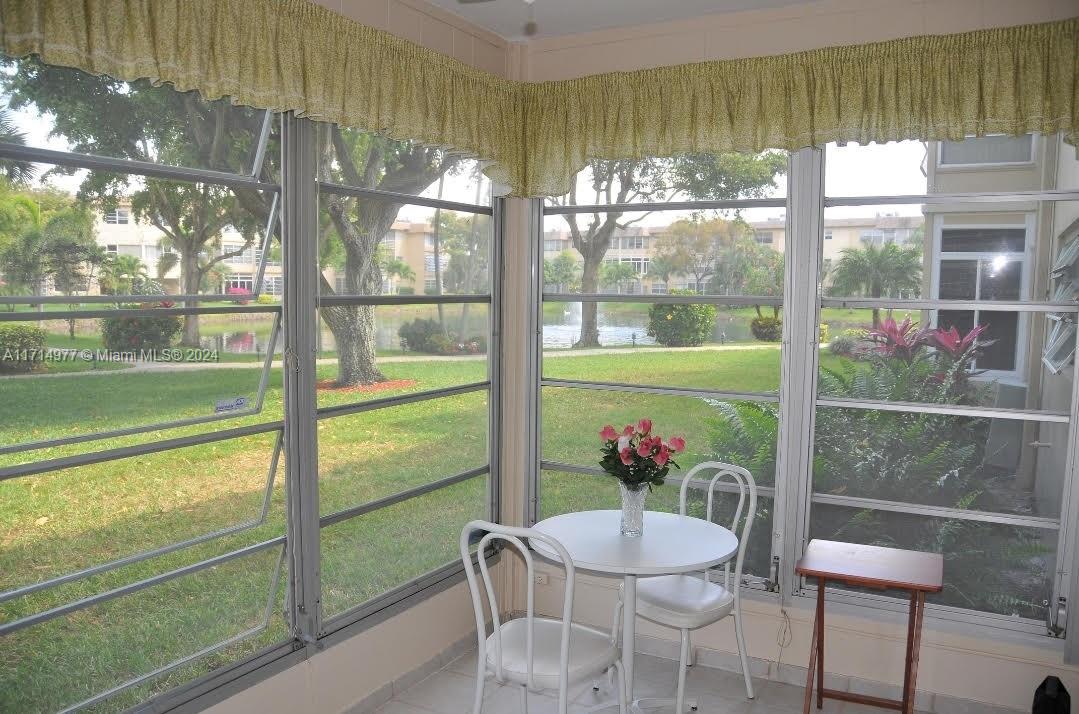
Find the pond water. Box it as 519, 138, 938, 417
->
541, 304, 758, 349
199, 311, 489, 354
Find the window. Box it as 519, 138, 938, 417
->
535, 149, 790, 583
754, 230, 773, 245
935, 225, 1030, 373
222, 243, 256, 265
533, 137, 1079, 649
939, 134, 1034, 167
226, 273, 255, 292
0, 52, 286, 713
0, 53, 497, 714
264, 275, 283, 296
860, 228, 897, 245
621, 256, 649, 275
316, 127, 497, 627
544, 239, 564, 252
813, 138, 1077, 631
103, 207, 129, 224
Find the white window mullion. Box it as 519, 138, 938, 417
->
775, 146, 825, 602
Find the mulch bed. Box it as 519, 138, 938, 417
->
315, 378, 417, 394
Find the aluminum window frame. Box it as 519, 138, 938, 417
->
928, 215, 1037, 378
530, 164, 793, 589
797, 144, 1079, 641
936, 133, 1037, 170
527, 143, 1079, 650
0, 304, 281, 456
0, 108, 506, 713
308, 174, 503, 637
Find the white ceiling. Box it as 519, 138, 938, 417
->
426, 0, 814, 40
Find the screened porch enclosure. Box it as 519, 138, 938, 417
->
0, 2, 1078, 713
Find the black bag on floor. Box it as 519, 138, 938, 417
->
1033, 676, 1070, 714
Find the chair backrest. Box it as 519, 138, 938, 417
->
677, 461, 757, 591
460, 520, 577, 700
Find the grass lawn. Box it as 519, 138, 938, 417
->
0, 344, 831, 712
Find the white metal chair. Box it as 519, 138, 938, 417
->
461, 520, 628, 714
616, 461, 757, 712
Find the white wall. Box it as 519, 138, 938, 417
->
310, 0, 511, 76
203, 581, 483, 714
523, 0, 1077, 81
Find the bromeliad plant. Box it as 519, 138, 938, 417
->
599, 419, 685, 491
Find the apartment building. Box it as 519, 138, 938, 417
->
541, 214, 923, 294
923, 133, 1079, 492
85, 205, 449, 298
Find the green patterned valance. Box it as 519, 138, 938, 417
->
0, 0, 1076, 197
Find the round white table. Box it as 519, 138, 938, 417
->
531, 510, 739, 707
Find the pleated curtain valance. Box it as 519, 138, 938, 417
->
0, 0, 1076, 197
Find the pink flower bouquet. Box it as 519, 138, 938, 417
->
599, 418, 685, 491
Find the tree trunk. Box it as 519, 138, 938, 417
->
432, 176, 446, 331
321, 302, 384, 386
575, 254, 603, 348
317, 214, 387, 386
180, 250, 202, 347
871, 287, 882, 328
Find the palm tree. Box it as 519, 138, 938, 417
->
101, 254, 148, 295
0, 109, 35, 184
828, 242, 923, 327
648, 255, 680, 292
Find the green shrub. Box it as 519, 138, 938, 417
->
101, 313, 182, 352
0, 324, 47, 373
255, 294, 276, 305
709, 334, 1046, 618
397, 287, 415, 296
646, 292, 717, 347
750, 316, 782, 341
398, 318, 442, 353
829, 335, 856, 355
398, 318, 486, 355
841, 327, 868, 340
818, 323, 830, 344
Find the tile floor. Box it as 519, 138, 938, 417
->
375, 649, 927, 713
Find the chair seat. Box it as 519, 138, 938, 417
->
486, 617, 619, 690
631, 574, 735, 630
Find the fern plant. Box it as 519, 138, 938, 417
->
706, 320, 1051, 619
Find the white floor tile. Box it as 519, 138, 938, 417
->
375, 701, 436, 714
379, 647, 935, 714
396, 670, 489, 713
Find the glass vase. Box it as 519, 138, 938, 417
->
619, 482, 647, 537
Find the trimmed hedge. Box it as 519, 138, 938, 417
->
750, 316, 782, 342
647, 298, 717, 347
0, 324, 47, 373
101, 313, 182, 352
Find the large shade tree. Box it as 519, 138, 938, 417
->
652, 217, 744, 292
549, 152, 786, 347
316, 125, 465, 385
2, 57, 275, 345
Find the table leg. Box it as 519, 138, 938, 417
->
903, 592, 926, 714
816, 577, 825, 709
623, 574, 637, 703
803, 601, 818, 714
